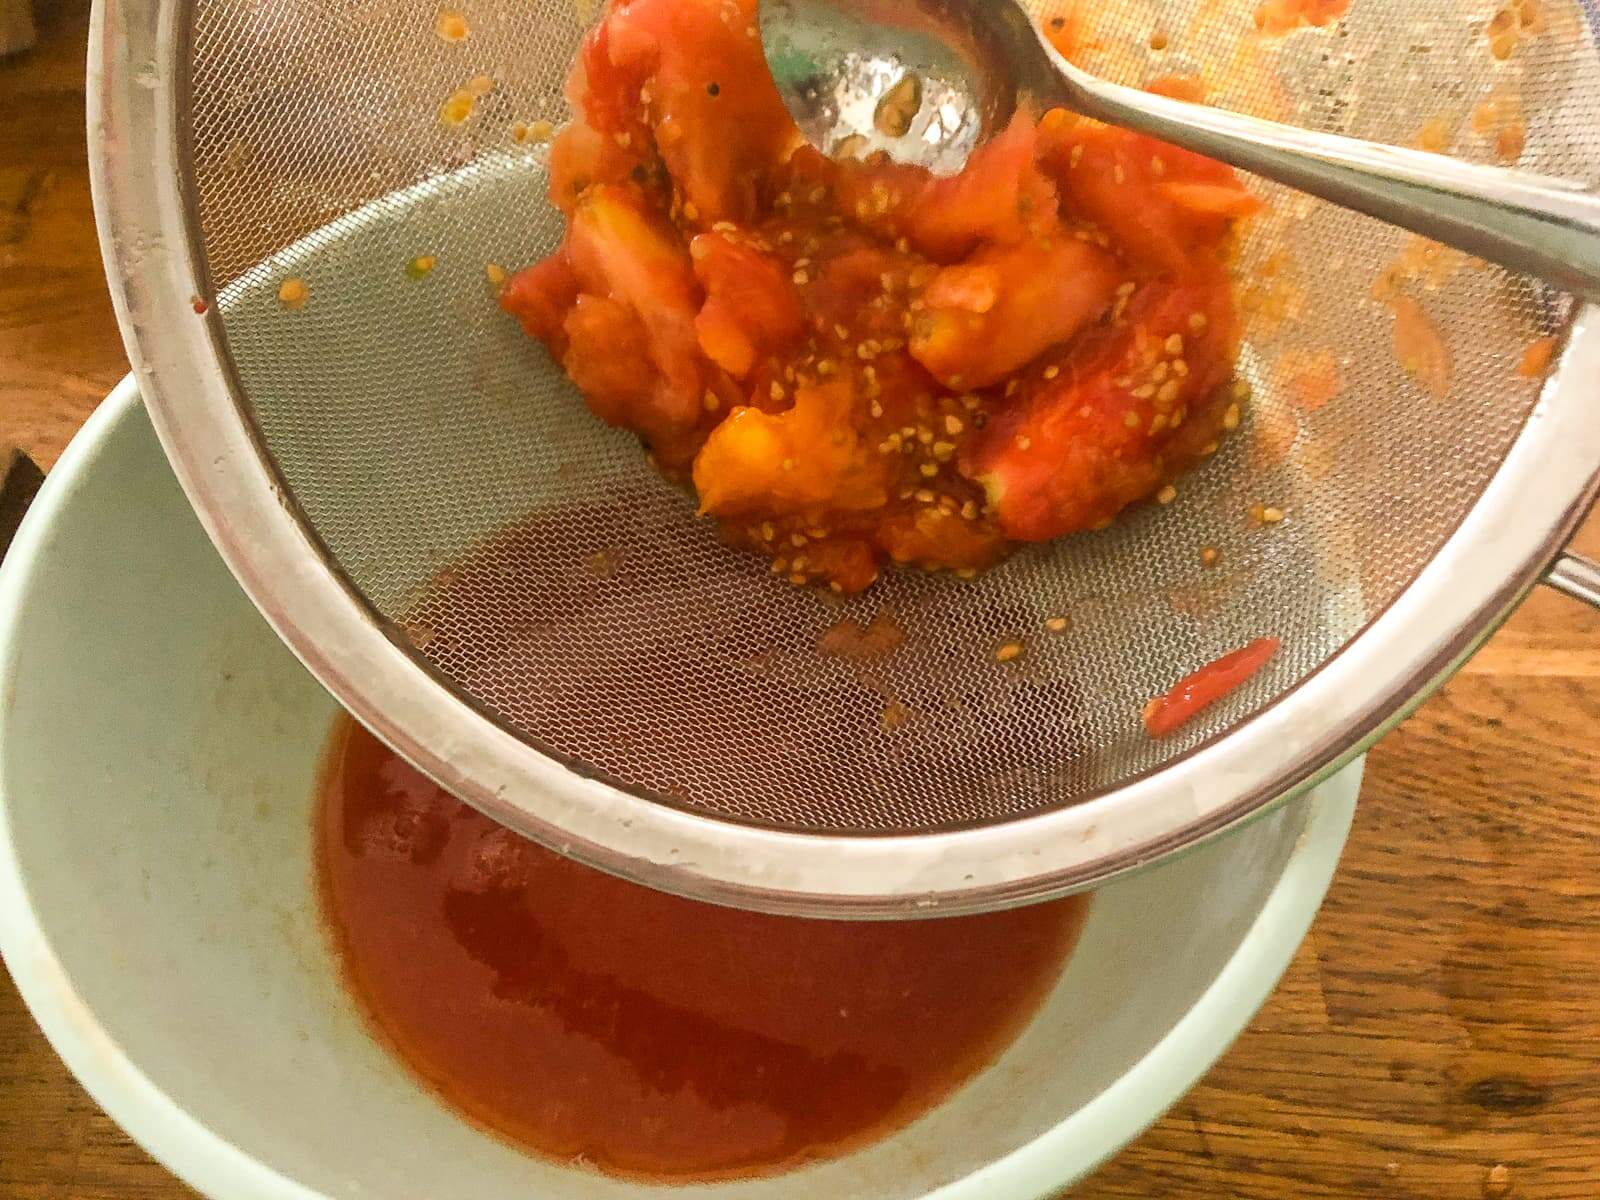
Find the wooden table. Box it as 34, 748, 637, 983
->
3, 3, 1598, 1197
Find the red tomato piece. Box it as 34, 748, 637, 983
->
547, 118, 650, 216
1141, 637, 1280, 737
833, 113, 1058, 261
566, 184, 706, 432
608, 0, 798, 224
690, 232, 804, 379
545, 19, 655, 214
561, 295, 656, 428
499, 245, 579, 355
1040, 117, 1261, 277
969, 271, 1238, 541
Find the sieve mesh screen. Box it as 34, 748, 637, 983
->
186, 0, 1595, 832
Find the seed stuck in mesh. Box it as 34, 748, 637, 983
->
994, 640, 1025, 663
440, 89, 476, 126
484, 262, 507, 289
1200, 545, 1220, 568
881, 699, 912, 731
405, 254, 438, 279
512, 119, 556, 144
1045, 615, 1070, 634
435, 8, 469, 41
277, 277, 309, 309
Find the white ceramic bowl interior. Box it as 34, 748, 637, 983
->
0, 380, 1359, 1200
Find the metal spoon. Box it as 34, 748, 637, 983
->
758, 0, 1600, 299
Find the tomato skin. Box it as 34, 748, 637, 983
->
1141, 638, 1281, 738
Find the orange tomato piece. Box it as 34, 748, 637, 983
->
910, 233, 1122, 388
1518, 335, 1557, 379
692, 380, 889, 518
876, 507, 1009, 574
1253, 0, 1349, 35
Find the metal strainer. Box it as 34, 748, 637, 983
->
90, 0, 1600, 915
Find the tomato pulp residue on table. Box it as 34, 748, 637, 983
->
317, 718, 1089, 1180
1142, 636, 1281, 737
500, 0, 1261, 594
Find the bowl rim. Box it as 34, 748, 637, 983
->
0, 381, 1361, 1198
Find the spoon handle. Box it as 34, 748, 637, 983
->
1058, 70, 1600, 300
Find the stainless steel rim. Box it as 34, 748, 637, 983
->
89, 0, 1600, 916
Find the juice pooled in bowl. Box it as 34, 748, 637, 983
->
318, 717, 1088, 1179
501, 0, 1260, 593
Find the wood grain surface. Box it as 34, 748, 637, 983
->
2, 4, 1598, 1197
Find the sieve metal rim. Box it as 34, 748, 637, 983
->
88, 0, 1600, 917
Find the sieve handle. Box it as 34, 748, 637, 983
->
1055, 68, 1600, 301
1544, 551, 1600, 611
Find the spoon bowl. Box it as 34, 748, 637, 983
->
756, 0, 1061, 172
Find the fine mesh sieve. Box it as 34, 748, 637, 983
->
91, 0, 1600, 914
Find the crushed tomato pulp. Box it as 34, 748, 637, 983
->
501, 0, 1261, 593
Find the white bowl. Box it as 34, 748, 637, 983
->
0, 379, 1359, 1199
